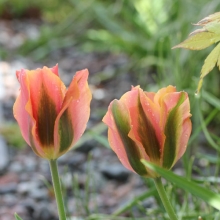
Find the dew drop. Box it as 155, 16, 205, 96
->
195, 91, 201, 98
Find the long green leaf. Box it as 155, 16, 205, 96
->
203, 91, 220, 110
197, 103, 220, 152
141, 160, 220, 210
14, 213, 23, 220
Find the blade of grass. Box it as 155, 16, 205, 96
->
203, 91, 220, 110
14, 213, 23, 220
113, 188, 157, 216
198, 104, 220, 152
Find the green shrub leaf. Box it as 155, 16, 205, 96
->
173, 12, 220, 93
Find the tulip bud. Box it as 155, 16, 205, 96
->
13, 64, 92, 159
103, 86, 192, 178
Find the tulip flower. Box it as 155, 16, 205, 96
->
103, 85, 192, 178
13, 64, 92, 160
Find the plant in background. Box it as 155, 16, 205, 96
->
173, 12, 220, 93
13, 65, 92, 220
103, 85, 192, 219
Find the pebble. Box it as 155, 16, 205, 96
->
0, 183, 17, 194
75, 141, 95, 154
100, 164, 130, 182
0, 136, 9, 172
8, 161, 23, 173
67, 153, 86, 170
17, 181, 45, 197
34, 202, 58, 220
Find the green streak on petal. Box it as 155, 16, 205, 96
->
37, 85, 57, 148
162, 93, 185, 169
112, 101, 147, 176
58, 109, 74, 153
138, 95, 160, 162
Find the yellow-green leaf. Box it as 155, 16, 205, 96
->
172, 32, 220, 50
201, 42, 220, 78
196, 78, 203, 95
217, 49, 220, 70
196, 43, 220, 93
173, 12, 220, 94
205, 20, 220, 35
197, 12, 220, 26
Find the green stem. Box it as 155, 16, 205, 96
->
49, 159, 67, 220
154, 177, 178, 220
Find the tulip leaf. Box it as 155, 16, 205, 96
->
173, 12, 220, 93
14, 213, 23, 220
141, 160, 220, 210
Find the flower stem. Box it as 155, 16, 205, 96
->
154, 177, 178, 220
49, 159, 67, 220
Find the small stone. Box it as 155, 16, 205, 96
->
8, 161, 23, 173
101, 164, 130, 182
0, 136, 9, 172
30, 188, 48, 200
34, 202, 58, 220
75, 141, 95, 154
67, 153, 86, 170
1, 193, 17, 206
21, 198, 36, 218
0, 183, 17, 194
17, 181, 44, 196
23, 157, 37, 172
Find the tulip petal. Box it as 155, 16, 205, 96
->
20, 67, 66, 159
154, 86, 177, 107
144, 91, 155, 102
50, 64, 59, 76
175, 98, 192, 161
162, 92, 191, 169
14, 69, 31, 145
121, 87, 162, 164
29, 68, 65, 149
54, 69, 92, 157
14, 69, 47, 158
103, 99, 148, 176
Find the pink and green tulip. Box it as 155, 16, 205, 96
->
13, 64, 92, 160
103, 85, 192, 178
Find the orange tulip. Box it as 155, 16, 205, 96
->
103, 86, 192, 178
13, 64, 92, 159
